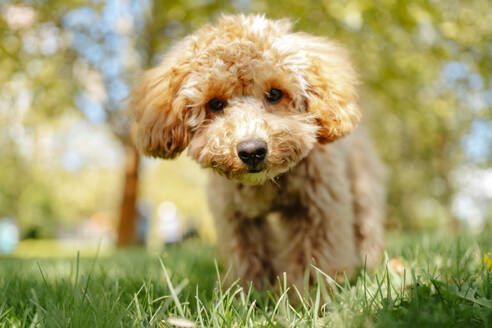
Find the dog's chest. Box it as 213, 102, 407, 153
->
231, 179, 300, 218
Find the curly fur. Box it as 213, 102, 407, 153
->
131, 14, 386, 290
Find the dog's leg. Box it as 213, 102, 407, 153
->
349, 133, 387, 268
277, 205, 359, 292
215, 214, 275, 289
272, 146, 360, 291
210, 202, 274, 289
275, 147, 361, 291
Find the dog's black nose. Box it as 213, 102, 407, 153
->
237, 139, 267, 168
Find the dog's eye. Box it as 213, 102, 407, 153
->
207, 98, 226, 112
266, 88, 283, 104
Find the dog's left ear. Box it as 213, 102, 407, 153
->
130, 41, 198, 159
298, 35, 361, 143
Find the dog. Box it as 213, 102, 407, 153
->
131, 14, 386, 290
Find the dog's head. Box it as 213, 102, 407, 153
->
131, 14, 360, 185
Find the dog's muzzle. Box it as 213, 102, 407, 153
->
236, 138, 267, 172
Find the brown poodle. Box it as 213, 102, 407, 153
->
131, 14, 386, 290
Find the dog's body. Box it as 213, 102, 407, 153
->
131, 14, 386, 289
209, 128, 385, 289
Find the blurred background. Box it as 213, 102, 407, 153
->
0, 0, 491, 256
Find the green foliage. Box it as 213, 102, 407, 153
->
0, 231, 491, 327
1, 1, 86, 235
0, 0, 81, 118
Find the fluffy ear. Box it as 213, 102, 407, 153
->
300, 35, 361, 143
130, 46, 194, 159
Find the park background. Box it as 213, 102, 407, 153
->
1, 1, 492, 327
1, 0, 491, 252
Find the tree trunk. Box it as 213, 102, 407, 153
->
117, 141, 140, 247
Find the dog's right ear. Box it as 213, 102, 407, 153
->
130, 46, 194, 159
292, 34, 360, 143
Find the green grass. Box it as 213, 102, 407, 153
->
0, 232, 491, 327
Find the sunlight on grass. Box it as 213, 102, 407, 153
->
0, 232, 491, 327
12, 239, 114, 258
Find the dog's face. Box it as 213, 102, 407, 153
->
131, 15, 360, 185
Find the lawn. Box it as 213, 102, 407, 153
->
0, 231, 491, 327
